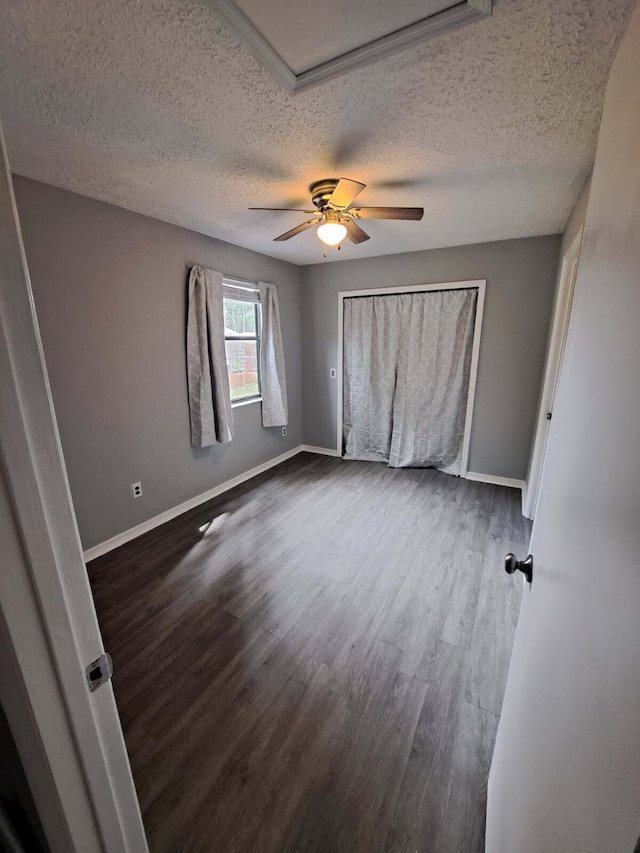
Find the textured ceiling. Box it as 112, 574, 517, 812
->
0, 0, 634, 265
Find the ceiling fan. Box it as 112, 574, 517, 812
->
250, 178, 424, 253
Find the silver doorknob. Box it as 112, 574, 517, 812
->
505, 553, 533, 583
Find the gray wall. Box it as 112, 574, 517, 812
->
301, 236, 561, 480
14, 177, 303, 551
14, 177, 561, 549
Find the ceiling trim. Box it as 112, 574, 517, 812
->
212, 0, 493, 94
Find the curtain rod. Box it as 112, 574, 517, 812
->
186, 265, 259, 291
343, 285, 478, 298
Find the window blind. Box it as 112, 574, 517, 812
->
223, 281, 260, 303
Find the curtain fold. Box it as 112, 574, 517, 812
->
258, 281, 288, 427
343, 295, 399, 462
343, 288, 477, 475
186, 266, 234, 447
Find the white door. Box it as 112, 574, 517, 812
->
486, 8, 640, 852
0, 126, 148, 851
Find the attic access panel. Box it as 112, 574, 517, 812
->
211, 0, 492, 93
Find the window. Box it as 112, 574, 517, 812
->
223, 285, 261, 403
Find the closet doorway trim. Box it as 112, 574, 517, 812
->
336, 279, 486, 477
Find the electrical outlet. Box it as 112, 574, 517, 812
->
330, 368, 337, 379
131, 482, 142, 499
282, 427, 287, 437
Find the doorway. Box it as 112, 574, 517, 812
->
524, 228, 583, 519
0, 128, 147, 852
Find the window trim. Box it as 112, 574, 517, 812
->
223, 286, 262, 405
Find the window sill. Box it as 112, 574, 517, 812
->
231, 397, 262, 409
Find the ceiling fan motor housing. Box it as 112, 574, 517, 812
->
310, 178, 341, 210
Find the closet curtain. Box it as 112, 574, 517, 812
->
343, 288, 477, 475
187, 265, 234, 447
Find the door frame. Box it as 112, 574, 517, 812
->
0, 127, 148, 851
336, 279, 486, 476
523, 228, 583, 520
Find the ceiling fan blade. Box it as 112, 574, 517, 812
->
344, 219, 370, 244
328, 178, 366, 209
250, 207, 317, 213
273, 219, 318, 242
349, 207, 424, 220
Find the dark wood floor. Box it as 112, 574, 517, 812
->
89, 453, 530, 853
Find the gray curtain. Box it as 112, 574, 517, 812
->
258, 281, 288, 427
187, 266, 234, 446
343, 288, 477, 475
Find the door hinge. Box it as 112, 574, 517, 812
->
546, 412, 552, 420
85, 652, 113, 692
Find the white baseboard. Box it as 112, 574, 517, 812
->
87, 449, 520, 563
83, 445, 305, 562
300, 444, 341, 457
465, 471, 525, 491
83, 443, 344, 562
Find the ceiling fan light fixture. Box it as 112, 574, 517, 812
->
317, 221, 347, 247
